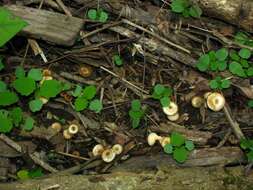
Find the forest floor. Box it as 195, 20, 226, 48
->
0, 0, 253, 189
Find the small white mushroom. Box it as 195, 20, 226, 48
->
102, 149, 116, 163
147, 133, 162, 146
68, 124, 79, 135
159, 137, 171, 147
191, 96, 204, 108
112, 144, 123, 155
162, 101, 178, 116
206, 92, 225, 112
40, 76, 53, 85
167, 112, 179, 121
92, 144, 104, 156
63, 129, 72, 140
39, 97, 49, 104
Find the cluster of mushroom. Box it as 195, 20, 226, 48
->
39, 69, 53, 104
162, 101, 179, 121
50, 122, 79, 140
191, 92, 225, 111
92, 144, 123, 163
147, 132, 170, 147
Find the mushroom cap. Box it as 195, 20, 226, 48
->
39, 97, 49, 104
42, 69, 52, 76
159, 137, 171, 147
162, 101, 178, 116
204, 92, 212, 99
191, 96, 204, 108
63, 130, 72, 139
79, 66, 92, 77
68, 124, 79, 135
167, 112, 179, 121
51, 122, 62, 132
102, 149, 116, 163
206, 92, 225, 112
147, 132, 162, 146
112, 144, 123, 155
92, 144, 104, 156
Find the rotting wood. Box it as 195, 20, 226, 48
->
5, 5, 84, 46
151, 122, 212, 145
1, 166, 253, 190
112, 147, 244, 172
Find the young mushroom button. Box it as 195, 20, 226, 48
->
191, 96, 204, 108
147, 133, 162, 146
112, 144, 123, 155
159, 137, 171, 147
167, 113, 179, 121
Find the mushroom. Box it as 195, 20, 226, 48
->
42, 69, 52, 76
92, 144, 104, 156
68, 124, 79, 135
206, 92, 225, 111
204, 92, 212, 99
40, 76, 53, 85
50, 122, 62, 133
79, 65, 93, 77
159, 137, 171, 147
39, 97, 49, 104
112, 144, 123, 155
102, 149, 116, 163
147, 133, 162, 146
63, 129, 72, 140
167, 113, 179, 121
162, 101, 178, 116
191, 96, 204, 108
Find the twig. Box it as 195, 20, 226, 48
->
56, 151, 89, 161
0, 134, 58, 173
100, 66, 149, 95
122, 19, 191, 54
55, 0, 72, 16
223, 104, 245, 140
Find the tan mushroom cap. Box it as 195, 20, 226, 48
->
147, 132, 162, 146
162, 101, 178, 116
112, 144, 123, 155
92, 144, 104, 156
204, 92, 212, 99
39, 97, 49, 104
159, 137, 171, 147
102, 149, 116, 163
68, 124, 79, 135
206, 92, 225, 112
51, 122, 62, 132
191, 96, 204, 108
79, 66, 93, 77
63, 129, 72, 139
167, 112, 179, 121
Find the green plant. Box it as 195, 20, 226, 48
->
152, 84, 173, 107
248, 100, 253, 108
74, 85, 103, 113
163, 132, 195, 163
196, 49, 228, 72
128, 99, 145, 128
240, 138, 253, 162
113, 54, 123, 66
196, 48, 253, 78
17, 168, 43, 180
0, 7, 28, 47
29, 99, 43, 112
87, 9, 108, 23
171, 0, 202, 18
209, 76, 231, 90
234, 32, 253, 47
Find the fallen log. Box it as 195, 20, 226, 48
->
5, 5, 84, 46
112, 147, 244, 172
0, 166, 252, 190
